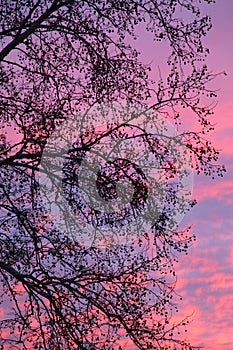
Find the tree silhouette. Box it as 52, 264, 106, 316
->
0, 1, 225, 349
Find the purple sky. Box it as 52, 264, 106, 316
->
171, 1, 233, 348
1, 1, 232, 348
133, 0, 233, 347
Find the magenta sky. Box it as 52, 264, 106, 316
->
1, 1, 232, 348
136, 0, 233, 348
166, 1, 233, 348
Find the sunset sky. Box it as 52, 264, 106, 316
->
117, 1, 233, 347
165, 1, 233, 348
1, 1, 232, 349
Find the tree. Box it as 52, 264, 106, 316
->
0, 1, 225, 349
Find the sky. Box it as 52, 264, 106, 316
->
28, 1, 233, 348
163, 1, 233, 349
0, 1, 232, 349
112, 1, 233, 347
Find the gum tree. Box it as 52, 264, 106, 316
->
0, 1, 225, 349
